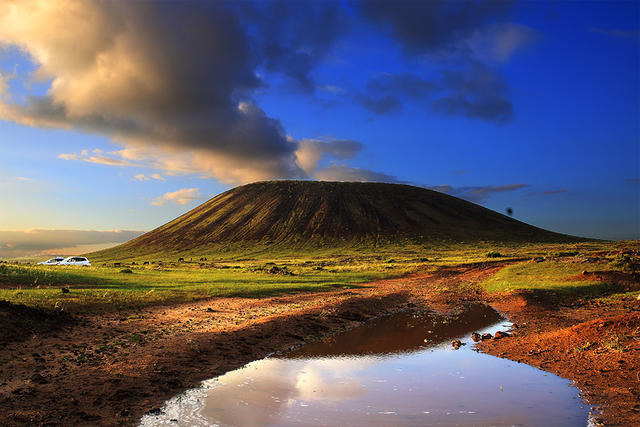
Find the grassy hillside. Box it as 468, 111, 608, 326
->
91, 181, 583, 262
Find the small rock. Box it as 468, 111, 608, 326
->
29, 373, 49, 384
481, 333, 492, 340
494, 331, 511, 339
582, 270, 588, 275
471, 332, 481, 342
451, 339, 465, 349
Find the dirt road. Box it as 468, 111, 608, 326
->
0, 261, 637, 425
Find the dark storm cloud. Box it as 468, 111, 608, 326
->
238, 1, 350, 92
354, 73, 436, 114
352, 1, 525, 122
355, 0, 513, 55
432, 61, 513, 122
356, 64, 513, 123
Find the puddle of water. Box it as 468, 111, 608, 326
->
141, 303, 590, 426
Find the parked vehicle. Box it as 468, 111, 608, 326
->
58, 256, 91, 266
37, 257, 65, 265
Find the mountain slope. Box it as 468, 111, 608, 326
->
94, 181, 581, 258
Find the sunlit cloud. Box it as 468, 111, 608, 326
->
134, 173, 165, 182
58, 151, 141, 167
151, 188, 203, 206
0, 1, 307, 185
314, 164, 403, 184
295, 139, 363, 175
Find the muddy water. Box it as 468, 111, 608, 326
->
141, 304, 590, 426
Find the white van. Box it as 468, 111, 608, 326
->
58, 256, 91, 266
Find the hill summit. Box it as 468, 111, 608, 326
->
94, 181, 579, 259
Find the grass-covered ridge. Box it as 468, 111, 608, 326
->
91, 181, 584, 262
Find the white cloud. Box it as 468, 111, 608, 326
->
295, 139, 363, 175
134, 173, 165, 182
59, 150, 140, 167
152, 188, 202, 206
314, 164, 402, 183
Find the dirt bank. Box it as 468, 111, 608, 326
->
0, 260, 637, 425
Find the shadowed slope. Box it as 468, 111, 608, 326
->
94, 181, 581, 259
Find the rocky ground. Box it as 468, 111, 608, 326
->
0, 260, 637, 426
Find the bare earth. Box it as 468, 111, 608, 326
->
0, 260, 638, 426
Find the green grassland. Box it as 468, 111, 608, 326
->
482, 260, 618, 294
0, 261, 413, 312
1, 241, 636, 313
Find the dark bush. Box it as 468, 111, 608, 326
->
486, 252, 502, 258
120, 268, 133, 274
610, 254, 640, 273
549, 251, 579, 257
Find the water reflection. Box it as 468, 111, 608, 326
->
141, 304, 589, 426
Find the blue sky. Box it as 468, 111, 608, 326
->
0, 1, 638, 257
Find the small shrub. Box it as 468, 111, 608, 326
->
486, 252, 502, 258
549, 251, 579, 258
610, 254, 640, 274
120, 268, 133, 274
602, 333, 626, 352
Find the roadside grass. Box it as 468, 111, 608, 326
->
597, 290, 640, 303
0, 260, 417, 312
480, 260, 621, 296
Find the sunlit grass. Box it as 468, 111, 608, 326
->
0, 261, 415, 311
1, 240, 636, 311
